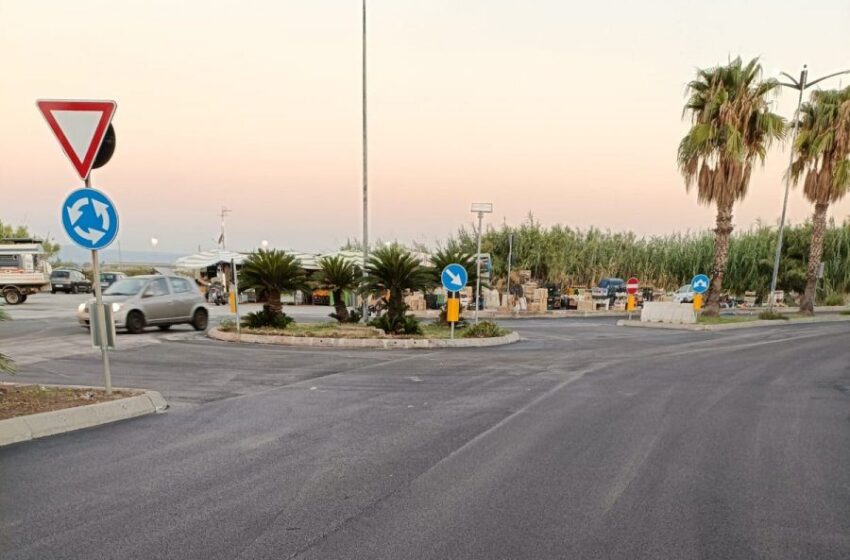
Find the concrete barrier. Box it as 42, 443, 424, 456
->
640, 302, 696, 324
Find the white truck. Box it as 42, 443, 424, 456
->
0, 241, 53, 304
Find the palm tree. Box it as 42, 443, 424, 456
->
791, 86, 850, 314
239, 249, 306, 316
0, 309, 15, 374
430, 248, 476, 286
316, 255, 361, 322
364, 244, 432, 325
678, 56, 786, 315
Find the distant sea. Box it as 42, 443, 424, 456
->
58, 246, 184, 266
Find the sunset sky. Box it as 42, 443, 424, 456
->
2, 0, 849, 255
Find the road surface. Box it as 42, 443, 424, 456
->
1, 300, 848, 559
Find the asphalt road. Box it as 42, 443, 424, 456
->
1, 299, 849, 559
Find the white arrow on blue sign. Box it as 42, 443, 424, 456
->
691, 274, 710, 294
441, 263, 469, 292
61, 187, 119, 251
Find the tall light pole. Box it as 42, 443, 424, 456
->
768, 65, 850, 309
360, 0, 370, 322
471, 203, 493, 323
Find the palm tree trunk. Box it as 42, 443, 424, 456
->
333, 289, 349, 322
267, 287, 283, 316
704, 200, 734, 317
388, 288, 404, 322
799, 202, 829, 316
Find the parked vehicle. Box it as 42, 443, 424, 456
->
99, 271, 127, 290
0, 240, 52, 304
51, 269, 92, 294
77, 274, 208, 334
673, 284, 695, 304
591, 278, 626, 303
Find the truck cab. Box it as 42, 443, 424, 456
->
0, 239, 53, 304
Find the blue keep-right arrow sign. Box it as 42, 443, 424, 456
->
441, 263, 468, 292
691, 274, 710, 294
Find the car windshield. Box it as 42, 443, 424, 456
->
101, 273, 115, 281
679, 285, 691, 292
104, 278, 147, 296
51, 271, 69, 279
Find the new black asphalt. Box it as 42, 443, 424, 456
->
1, 318, 849, 559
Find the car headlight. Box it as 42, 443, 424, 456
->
78, 303, 86, 313
111, 303, 122, 313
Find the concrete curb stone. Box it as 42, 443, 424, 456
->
208, 328, 521, 349
0, 389, 168, 447
617, 314, 850, 332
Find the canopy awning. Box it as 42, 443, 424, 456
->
174, 250, 248, 269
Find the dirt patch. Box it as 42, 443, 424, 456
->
0, 384, 137, 421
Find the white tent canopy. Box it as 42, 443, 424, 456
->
174, 250, 248, 269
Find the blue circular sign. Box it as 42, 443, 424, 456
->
61, 187, 119, 251
441, 263, 468, 292
691, 274, 710, 294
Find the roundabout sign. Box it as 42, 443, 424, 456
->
61, 187, 120, 250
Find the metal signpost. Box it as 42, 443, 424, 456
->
470, 203, 493, 324
691, 274, 709, 312
626, 277, 639, 319
441, 263, 469, 339
231, 257, 241, 339
39, 99, 119, 394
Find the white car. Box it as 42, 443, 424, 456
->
673, 284, 695, 303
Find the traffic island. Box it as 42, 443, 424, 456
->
207, 323, 520, 349
0, 383, 167, 447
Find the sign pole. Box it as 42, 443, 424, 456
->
232, 258, 241, 340
86, 175, 112, 394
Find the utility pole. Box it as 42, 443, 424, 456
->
361, 0, 370, 322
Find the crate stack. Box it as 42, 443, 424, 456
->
404, 293, 427, 311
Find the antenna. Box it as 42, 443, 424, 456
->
218, 207, 232, 250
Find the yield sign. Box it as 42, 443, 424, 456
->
36, 99, 117, 180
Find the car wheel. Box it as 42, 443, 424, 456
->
191, 308, 209, 331
126, 311, 146, 334
20, 295, 27, 303
51, 289, 56, 294
3, 289, 22, 305
157, 325, 172, 331
71, 285, 78, 294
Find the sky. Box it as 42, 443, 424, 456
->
1, 0, 849, 256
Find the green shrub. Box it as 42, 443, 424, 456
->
369, 313, 422, 335
821, 292, 845, 306
758, 310, 789, 321
462, 321, 506, 338
241, 308, 294, 330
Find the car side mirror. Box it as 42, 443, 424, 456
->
142, 289, 154, 298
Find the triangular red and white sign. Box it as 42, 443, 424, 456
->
36, 99, 117, 180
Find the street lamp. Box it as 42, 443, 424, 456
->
768, 65, 850, 309
471, 203, 493, 323
150, 237, 159, 248
261, 240, 269, 249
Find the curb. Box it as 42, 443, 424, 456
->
0, 389, 168, 447
207, 328, 520, 349
617, 314, 850, 332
